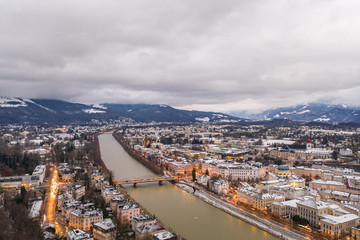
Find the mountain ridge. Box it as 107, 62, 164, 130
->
0, 97, 243, 124
232, 103, 360, 123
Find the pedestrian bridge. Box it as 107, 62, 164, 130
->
114, 175, 184, 186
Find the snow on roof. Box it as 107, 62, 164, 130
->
133, 215, 155, 223
32, 165, 46, 175
29, 200, 43, 219
272, 199, 300, 208
332, 191, 351, 197
67, 229, 93, 240
119, 202, 140, 210
135, 221, 164, 235
71, 209, 102, 217
94, 218, 115, 231
310, 180, 345, 186
320, 214, 359, 225
153, 231, 177, 240
298, 200, 329, 209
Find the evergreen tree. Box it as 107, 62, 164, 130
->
192, 168, 196, 182
332, 150, 338, 160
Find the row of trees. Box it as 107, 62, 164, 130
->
0, 191, 43, 240
0, 139, 40, 176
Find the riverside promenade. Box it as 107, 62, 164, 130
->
177, 182, 311, 240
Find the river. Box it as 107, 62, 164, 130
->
99, 133, 278, 240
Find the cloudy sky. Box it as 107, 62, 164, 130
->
1, 0, 360, 113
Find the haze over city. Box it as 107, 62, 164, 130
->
1, 0, 360, 113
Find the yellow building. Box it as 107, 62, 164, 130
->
321, 214, 359, 238
93, 219, 116, 240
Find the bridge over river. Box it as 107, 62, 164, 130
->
114, 175, 183, 187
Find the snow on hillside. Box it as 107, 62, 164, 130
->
195, 117, 210, 122
83, 108, 106, 114
296, 110, 310, 114
92, 104, 107, 110
219, 119, 238, 123
23, 99, 55, 112
0, 97, 27, 108
212, 113, 225, 118
313, 117, 330, 122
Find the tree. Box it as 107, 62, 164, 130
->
109, 171, 114, 186
192, 168, 196, 182
292, 215, 309, 225
0, 194, 43, 239
114, 218, 131, 239
332, 150, 338, 160
1, 168, 13, 177
100, 198, 109, 218
274, 159, 283, 166
81, 173, 90, 188
20, 186, 27, 199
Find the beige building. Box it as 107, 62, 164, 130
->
67, 229, 93, 240
169, 161, 193, 176
352, 225, 360, 240
309, 180, 345, 191
69, 209, 103, 231
297, 200, 329, 227
93, 218, 116, 240
321, 214, 359, 238
237, 189, 285, 210
64, 184, 86, 200
295, 167, 329, 179
270, 199, 300, 218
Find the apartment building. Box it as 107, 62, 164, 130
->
212, 180, 229, 196
69, 209, 103, 231
321, 214, 359, 238
117, 202, 140, 224
101, 186, 123, 204
237, 188, 285, 210
309, 180, 345, 191
67, 229, 93, 240
93, 218, 116, 240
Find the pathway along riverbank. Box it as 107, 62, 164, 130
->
178, 183, 310, 240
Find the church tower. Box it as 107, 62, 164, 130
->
306, 137, 313, 150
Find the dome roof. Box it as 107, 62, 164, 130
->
278, 165, 290, 171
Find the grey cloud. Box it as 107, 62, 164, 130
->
0, 0, 360, 112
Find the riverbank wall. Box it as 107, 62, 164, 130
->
93, 133, 110, 175
177, 183, 310, 240
112, 131, 163, 175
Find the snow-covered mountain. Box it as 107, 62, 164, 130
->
102, 103, 242, 123
0, 97, 114, 124
0, 97, 243, 124
232, 103, 360, 123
